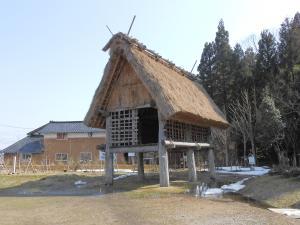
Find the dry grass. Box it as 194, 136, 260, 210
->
0, 174, 47, 189
0, 172, 298, 225
239, 174, 300, 208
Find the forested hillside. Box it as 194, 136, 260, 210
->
197, 12, 300, 167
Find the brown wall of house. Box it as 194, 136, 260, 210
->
3, 137, 133, 171
4, 153, 44, 165
43, 137, 105, 165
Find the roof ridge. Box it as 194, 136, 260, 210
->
49, 121, 83, 123
105, 32, 197, 81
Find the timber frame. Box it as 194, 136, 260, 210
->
85, 33, 228, 187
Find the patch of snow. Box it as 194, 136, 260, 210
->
203, 188, 223, 196
74, 180, 87, 185
221, 178, 250, 192
114, 169, 135, 173
76, 169, 135, 173
76, 169, 103, 172
216, 166, 270, 176
200, 177, 250, 197
113, 173, 137, 181
268, 208, 300, 219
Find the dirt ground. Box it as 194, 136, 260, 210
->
0, 171, 299, 225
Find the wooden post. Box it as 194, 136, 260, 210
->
13, 154, 17, 174
187, 149, 197, 182
105, 116, 114, 185
208, 148, 216, 178
158, 116, 169, 187
137, 152, 144, 180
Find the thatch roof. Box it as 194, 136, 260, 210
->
84, 33, 229, 129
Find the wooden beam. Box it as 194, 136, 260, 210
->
137, 152, 144, 180
158, 116, 170, 187
110, 145, 158, 153
208, 148, 216, 179
187, 149, 197, 182
97, 109, 109, 117
105, 116, 114, 185
163, 140, 210, 149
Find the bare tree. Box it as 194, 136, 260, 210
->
229, 90, 257, 165
274, 88, 300, 167
241, 34, 258, 52
211, 127, 230, 166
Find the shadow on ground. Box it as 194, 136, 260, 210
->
0, 171, 249, 197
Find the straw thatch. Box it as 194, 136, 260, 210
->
84, 33, 229, 129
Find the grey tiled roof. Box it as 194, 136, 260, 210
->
29, 121, 105, 135
1, 136, 43, 154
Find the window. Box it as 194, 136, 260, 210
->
21, 153, 32, 161
80, 152, 92, 162
57, 133, 67, 139
55, 153, 68, 161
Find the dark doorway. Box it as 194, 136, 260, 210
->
138, 108, 158, 144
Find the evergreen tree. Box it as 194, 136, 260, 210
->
256, 89, 285, 165
230, 44, 246, 101
214, 20, 233, 117
255, 30, 279, 102
197, 42, 216, 98
277, 12, 300, 166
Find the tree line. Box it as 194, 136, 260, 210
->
197, 12, 300, 167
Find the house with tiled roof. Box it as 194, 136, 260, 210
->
1, 121, 106, 171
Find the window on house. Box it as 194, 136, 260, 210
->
55, 153, 68, 161
57, 133, 67, 139
80, 152, 92, 162
21, 153, 32, 161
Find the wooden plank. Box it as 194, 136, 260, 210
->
110, 145, 158, 153
106, 63, 154, 111
187, 149, 197, 182
158, 116, 170, 187
163, 140, 210, 149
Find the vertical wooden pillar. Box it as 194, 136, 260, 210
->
187, 149, 197, 182
137, 152, 144, 180
105, 116, 114, 185
13, 154, 17, 174
208, 148, 216, 179
158, 117, 169, 187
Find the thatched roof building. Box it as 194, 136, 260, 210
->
84, 33, 228, 187
84, 32, 228, 129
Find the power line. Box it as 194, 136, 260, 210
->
0, 124, 34, 130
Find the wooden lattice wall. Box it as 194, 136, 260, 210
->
165, 120, 210, 143
109, 109, 210, 147
110, 109, 138, 147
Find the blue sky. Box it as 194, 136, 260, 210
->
0, 0, 300, 149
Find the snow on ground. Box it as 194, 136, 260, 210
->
76, 169, 135, 173
269, 208, 300, 219
201, 177, 250, 196
221, 177, 250, 192
216, 166, 270, 176
202, 188, 223, 195
202, 166, 270, 196
113, 173, 137, 181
